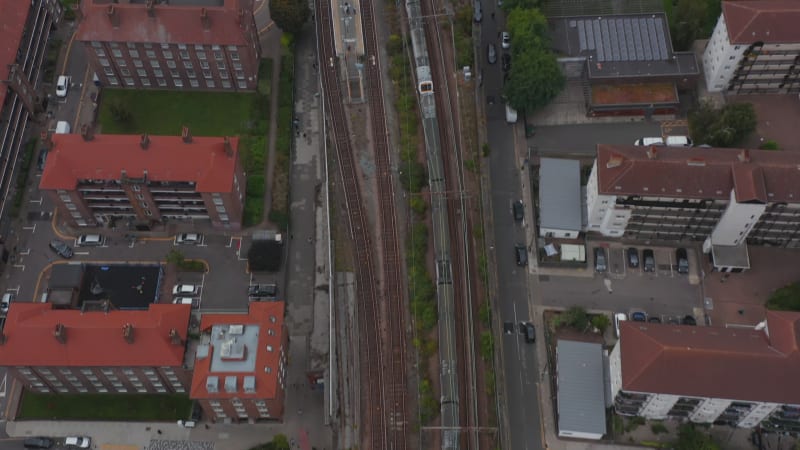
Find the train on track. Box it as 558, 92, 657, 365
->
406, 0, 434, 99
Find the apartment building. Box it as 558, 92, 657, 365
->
39, 130, 246, 230
0, 0, 62, 222
75, 0, 260, 91
609, 311, 800, 432
0, 303, 193, 396
586, 145, 800, 270
703, 1, 800, 94
190, 301, 288, 423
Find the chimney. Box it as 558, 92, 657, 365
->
738, 149, 750, 163
201, 8, 211, 30
123, 323, 134, 344
54, 323, 67, 344
169, 328, 184, 345
146, 0, 155, 17
181, 126, 192, 143
606, 153, 624, 169
140, 133, 150, 150
646, 146, 658, 160
107, 5, 120, 28
223, 136, 233, 157
80, 124, 93, 141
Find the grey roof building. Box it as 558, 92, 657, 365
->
556, 340, 607, 440
539, 158, 583, 239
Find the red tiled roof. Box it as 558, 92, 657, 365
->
0, 0, 31, 108
596, 145, 800, 203
190, 301, 285, 400
619, 311, 800, 404
40, 134, 239, 192
76, 0, 250, 46
0, 303, 191, 367
723, 1, 800, 45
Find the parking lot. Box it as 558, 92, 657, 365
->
537, 244, 704, 322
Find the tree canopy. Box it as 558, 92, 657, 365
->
503, 8, 564, 112
269, 0, 311, 35
688, 101, 757, 147
674, 424, 721, 450
247, 240, 284, 272
500, 0, 539, 14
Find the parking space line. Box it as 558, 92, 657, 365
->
22, 224, 36, 233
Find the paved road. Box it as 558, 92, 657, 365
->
480, 9, 544, 450
529, 122, 664, 156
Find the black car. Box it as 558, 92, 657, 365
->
627, 247, 639, 268
523, 322, 535, 343
36, 148, 48, 171
682, 315, 697, 326
248, 284, 278, 299
49, 239, 73, 259
594, 247, 607, 272
642, 249, 655, 272
501, 53, 511, 72
676, 248, 689, 274
515, 244, 528, 266
512, 200, 524, 222
648, 317, 662, 324
23, 437, 54, 449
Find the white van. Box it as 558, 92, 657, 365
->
76, 234, 104, 247
634, 137, 664, 146
505, 104, 518, 124
666, 135, 693, 147
55, 121, 71, 134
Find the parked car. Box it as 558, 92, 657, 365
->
666, 135, 693, 147
676, 248, 689, 274
501, 53, 511, 72
594, 247, 607, 272
173, 297, 197, 307
515, 244, 528, 266
501, 31, 511, 49
648, 317, 662, 323
512, 200, 524, 222
631, 311, 647, 322
487, 43, 497, 64
1, 292, 14, 314
56, 75, 71, 97
626, 247, 639, 268
642, 249, 655, 272
682, 315, 697, 326
614, 313, 627, 338
473, 0, 482, 22
175, 233, 203, 245
634, 137, 664, 146
65, 436, 91, 448
36, 148, 48, 171
23, 437, 54, 449
49, 239, 74, 259
76, 234, 104, 247
523, 322, 535, 343
249, 284, 278, 299
172, 284, 200, 296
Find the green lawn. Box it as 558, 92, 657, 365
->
98, 89, 256, 136
18, 392, 192, 421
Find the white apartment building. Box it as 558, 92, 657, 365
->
609, 311, 800, 432
586, 145, 800, 271
703, 1, 800, 94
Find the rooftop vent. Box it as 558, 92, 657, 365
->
169, 328, 183, 346
646, 146, 658, 160
606, 154, 624, 169
228, 324, 244, 335
107, 5, 120, 28
223, 136, 233, 158
140, 133, 150, 150
54, 323, 67, 344
224, 375, 237, 393
738, 149, 750, 163
146, 0, 155, 17
80, 124, 93, 141
123, 323, 134, 344
181, 126, 192, 143
201, 8, 211, 30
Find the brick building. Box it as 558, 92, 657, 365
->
190, 301, 288, 423
703, 1, 800, 94
610, 311, 800, 432
75, 0, 260, 91
0, 0, 62, 223
39, 131, 246, 230
0, 303, 193, 395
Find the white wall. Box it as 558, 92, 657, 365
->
585, 160, 628, 236
702, 14, 748, 92
711, 189, 767, 246
690, 398, 731, 423
609, 344, 622, 399
558, 429, 604, 440
738, 403, 779, 428
539, 227, 580, 239
640, 394, 679, 420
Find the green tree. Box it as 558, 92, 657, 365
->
591, 314, 610, 334
689, 101, 757, 147
766, 282, 800, 311
674, 424, 721, 450
671, 0, 708, 51
503, 8, 564, 112
558, 306, 590, 331
269, 0, 310, 35
501, 0, 539, 13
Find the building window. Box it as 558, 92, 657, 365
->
146, 50, 156, 59
100, 58, 110, 67
129, 49, 139, 58
220, 70, 229, 79
200, 60, 210, 69
236, 70, 245, 80
214, 51, 223, 60
170, 69, 180, 78
163, 50, 173, 59
180, 50, 190, 60
206, 80, 215, 88
187, 69, 196, 78
217, 61, 226, 70
203, 70, 212, 79
219, 214, 229, 222
120, 68, 131, 76
166, 60, 177, 69
137, 69, 147, 77
151, 60, 160, 68
110, 42, 120, 48
238, 81, 248, 89
109, 77, 119, 86
197, 51, 207, 60
154, 69, 163, 77
265, 366, 272, 373
142, 78, 151, 87
91, 41, 102, 48
222, 80, 231, 89
184, 61, 193, 69
117, 58, 127, 67
112, 49, 123, 58
124, 77, 134, 86
230, 51, 240, 61
96, 48, 106, 57
233, 62, 242, 70
190, 79, 199, 87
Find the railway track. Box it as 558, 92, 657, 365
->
315, 0, 409, 447
420, 0, 481, 447
314, 0, 389, 449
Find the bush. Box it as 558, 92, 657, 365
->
555, 306, 590, 331
419, 378, 439, 423
591, 314, 610, 333
766, 282, 800, 311
651, 422, 669, 434
759, 140, 779, 150
108, 100, 132, 124
409, 195, 427, 216
480, 331, 494, 361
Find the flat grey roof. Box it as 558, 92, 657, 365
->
550, 14, 699, 79
556, 340, 607, 437
711, 244, 751, 269
208, 323, 259, 373
539, 158, 583, 232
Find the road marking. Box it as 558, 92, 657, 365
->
61, 30, 79, 75
74, 251, 90, 256
22, 224, 36, 233
12, 265, 24, 271
254, 0, 267, 15
0, 373, 6, 398
28, 197, 42, 204
3, 377, 16, 418
72, 65, 92, 131
258, 21, 275, 35
50, 208, 73, 240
